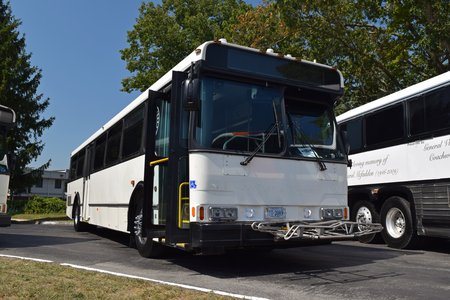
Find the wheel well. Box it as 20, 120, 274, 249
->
127, 182, 144, 232
348, 188, 373, 209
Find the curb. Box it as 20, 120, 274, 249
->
11, 217, 71, 225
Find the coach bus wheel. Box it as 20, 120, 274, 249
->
351, 200, 382, 244
132, 194, 164, 258
380, 196, 417, 249
73, 202, 89, 232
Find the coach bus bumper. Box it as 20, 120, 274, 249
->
0, 212, 11, 227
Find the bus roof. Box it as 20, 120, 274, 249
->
72, 39, 343, 156
337, 71, 450, 123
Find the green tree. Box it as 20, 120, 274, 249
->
274, 0, 449, 112
0, 1, 54, 194
120, 0, 250, 93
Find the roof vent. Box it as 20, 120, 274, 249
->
219, 38, 227, 44
266, 48, 274, 54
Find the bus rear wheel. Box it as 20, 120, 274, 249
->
132, 193, 164, 258
73, 202, 89, 232
380, 196, 417, 249
351, 200, 382, 244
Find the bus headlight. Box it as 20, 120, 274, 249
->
321, 208, 344, 220
209, 207, 238, 222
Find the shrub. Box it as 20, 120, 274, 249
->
6, 199, 28, 214
23, 196, 66, 214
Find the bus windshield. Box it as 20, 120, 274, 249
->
196, 77, 284, 154
195, 76, 345, 161
286, 99, 344, 160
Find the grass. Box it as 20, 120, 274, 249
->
0, 257, 233, 300
11, 212, 69, 221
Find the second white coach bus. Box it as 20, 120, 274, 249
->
337, 72, 450, 249
67, 40, 380, 257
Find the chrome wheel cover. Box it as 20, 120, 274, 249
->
385, 207, 406, 238
356, 206, 372, 231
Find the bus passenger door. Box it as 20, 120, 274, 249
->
144, 91, 170, 235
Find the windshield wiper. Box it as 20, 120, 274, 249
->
241, 100, 282, 166
240, 122, 279, 166
288, 116, 327, 171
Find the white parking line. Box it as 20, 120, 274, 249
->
0, 254, 269, 300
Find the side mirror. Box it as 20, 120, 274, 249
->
339, 128, 352, 168
182, 78, 200, 111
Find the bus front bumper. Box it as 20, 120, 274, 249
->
0, 213, 11, 227
190, 222, 339, 251
190, 220, 383, 250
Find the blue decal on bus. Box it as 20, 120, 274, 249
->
189, 180, 197, 189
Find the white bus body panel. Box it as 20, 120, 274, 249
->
189, 152, 347, 222
66, 155, 145, 232
348, 135, 450, 187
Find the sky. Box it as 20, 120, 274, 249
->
9, 0, 262, 171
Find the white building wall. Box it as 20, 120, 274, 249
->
17, 170, 69, 199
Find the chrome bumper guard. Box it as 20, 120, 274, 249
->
251, 220, 383, 241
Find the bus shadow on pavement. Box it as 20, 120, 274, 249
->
164, 241, 418, 281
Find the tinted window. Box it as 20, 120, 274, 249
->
366, 104, 404, 146
105, 123, 122, 165
93, 134, 106, 171
341, 118, 363, 154
69, 154, 77, 180
122, 106, 144, 158
76, 150, 85, 178
409, 86, 450, 135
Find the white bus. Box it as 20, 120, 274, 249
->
0, 105, 16, 227
337, 72, 450, 249
67, 40, 380, 257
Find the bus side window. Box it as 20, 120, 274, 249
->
105, 123, 123, 166
366, 104, 404, 147
93, 134, 106, 171
122, 105, 144, 158
341, 118, 363, 154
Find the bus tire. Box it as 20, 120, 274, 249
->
351, 200, 383, 244
132, 190, 164, 258
73, 202, 89, 232
380, 196, 417, 249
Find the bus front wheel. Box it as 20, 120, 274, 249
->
351, 200, 382, 244
380, 196, 417, 249
132, 193, 164, 258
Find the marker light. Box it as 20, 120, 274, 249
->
199, 206, 204, 221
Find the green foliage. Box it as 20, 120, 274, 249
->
7, 196, 65, 214
0, 1, 54, 194
6, 198, 27, 214
122, 0, 449, 114
120, 0, 251, 92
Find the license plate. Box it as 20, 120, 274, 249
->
265, 207, 286, 219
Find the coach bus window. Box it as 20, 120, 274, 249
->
105, 123, 123, 165
93, 134, 106, 171
197, 77, 283, 154
340, 118, 363, 154
366, 104, 404, 146
410, 87, 450, 136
